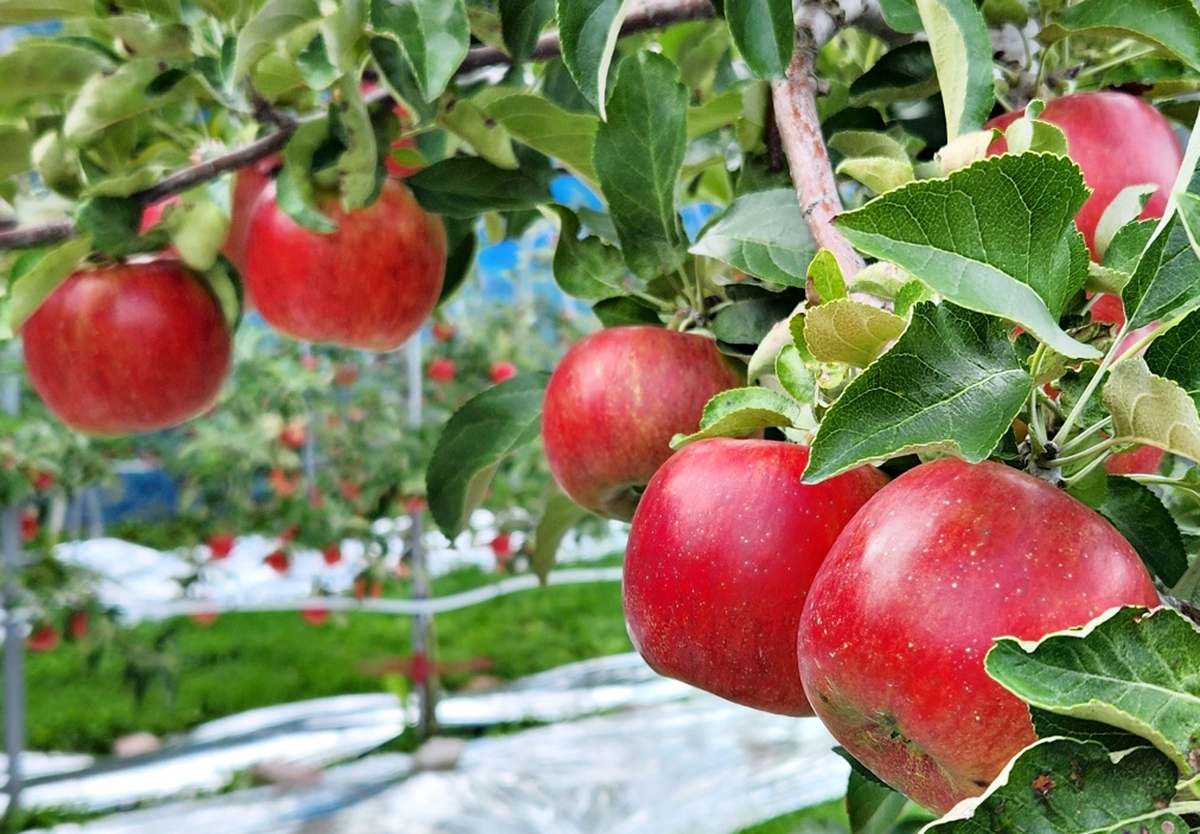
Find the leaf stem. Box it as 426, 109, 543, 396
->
1054, 414, 1112, 457
1051, 436, 1117, 468
1060, 447, 1111, 487
1051, 320, 1130, 446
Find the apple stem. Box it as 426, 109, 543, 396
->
1054, 415, 1112, 458
1051, 319, 1131, 446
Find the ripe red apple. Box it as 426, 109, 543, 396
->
20, 259, 232, 435
427, 357, 456, 383
797, 457, 1161, 814
624, 438, 889, 715
302, 606, 329, 625
265, 550, 290, 573
1104, 443, 1164, 476
322, 544, 342, 565
985, 92, 1182, 259
243, 177, 446, 351
192, 610, 219, 626
542, 326, 744, 520
224, 156, 278, 277
68, 610, 89, 640
278, 418, 307, 449
207, 533, 236, 560
20, 506, 38, 541
430, 321, 456, 342
489, 360, 518, 384
26, 624, 59, 653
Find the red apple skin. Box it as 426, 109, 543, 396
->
224, 156, 278, 277
542, 326, 744, 520
797, 458, 1161, 814
21, 259, 232, 435
624, 438, 889, 716
243, 177, 446, 351
985, 92, 1182, 260
1104, 444, 1164, 476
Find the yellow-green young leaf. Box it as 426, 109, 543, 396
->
5, 238, 92, 332
201, 256, 243, 332
803, 299, 908, 367
321, 0, 365, 73
556, 0, 634, 117
775, 344, 817, 406
1103, 358, 1200, 460
746, 316, 799, 384
926, 737, 1182, 833
846, 261, 915, 299
482, 94, 596, 180
933, 128, 995, 175
96, 18, 191, 59
1086, 262, 1132, 296
0, 40, 113, 107
165, 201, 229, 272
1093, 187, 1156, 263
427, 373, 549, 538
0, 122, 32, 181
808, 249, 847, 302
916, 0, 994, 141
333, 76, 382, 212
985, 606, 1200, 773
687, 89, 743, 139
805, 302, 1033, 483
828, 131, 911, 162
0, 0, 94, 22
438, 98, 520, 170
62, 59, 203, 146
1040, 0, 1200, 73
670, 387, 805, 449
1002, 114, 1069, 156
835, 157, 914, 195
688, 188, 815, 288
532, 489, 589, 586
233, 0, 322, 80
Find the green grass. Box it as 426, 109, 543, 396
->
11, 559, 631, 755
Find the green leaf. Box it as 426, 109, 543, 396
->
1145, 308, 1200, 407
836, 154, 1100, 360
332, 76, 383, 212
551, 206, 626, 301
689, 188, 816, 288
233, 0, 322, 80
809, 249, 847, 302
846, 771, 909, 834
916, 0, 994, 141
830, 131, 916, 193
1123, 213, 1200, 330
500, 0, 555, 61
163, 200, 230, 271
556, 0, 633, 117
924, 737, 1182, 833
277, 120, 338, 233
438, 217, 478, 305
849, 42, 937, 105
1103, 357, 1200, 461
723, 0, 794, 79
75, 196, 142, 258
322, 0, 365, 72
687, 89, 744, 139
593, 52, 688, 283
483, 93, 599, 186
370, 0, 470, 102
427, 373, 549, 539
438, 98, 518, 170
5, 238, 93, 333
986, 606, 1200, 773
0, 40, 112, 107
406, 156, 552, 218
62, 59, 203, 146
0, 0, 94, 22
532, 489, 589, 585
1102, 218, 1157, 278
775, 344, 817, 405
710, 292, 799, 345
1041, 0, 1200, 73
670, 387, 805, 449
592, 296, 662, 327
803, 299, 908, 367
201, 255, 243, 332
368, 37, 437, 122
1029, 708, 1152, 753
1094, 185, 1156, 261
0, 123, 32, 181
874, 0, 923, 33
1098, 476, 1187, 586
805, 302, 1033, 482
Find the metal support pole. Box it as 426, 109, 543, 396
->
1, 349, 24, 815
404, 336, 435, 738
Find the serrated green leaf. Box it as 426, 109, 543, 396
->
438, 98, 518, 170
916, 0, 994, 141
775, 344, 816, 405
689, 188, 815, 287
322, 0, 364, 72
924, 737, 1181, 833
804, 299, 908, 367
1103, 218, 1158, 276
233, 0, 321, 80
0, 40, 112, 107
591, 296, 662, 327
557, 0, 633, 117
368, 37, 437, 122
1094, 185, 1156, 261
809, 249, 847, 302
805, 302, 1033, 482
1098, 476, 1187, 586
406, 156, 552, 218
836, 157, 915, 195
1103, 357, 1200, 461
985, 606, 1200, 773
551, 206, 626, 300
1125, 213, 1200, 330
483, 93, 599, 186
532, 489, 589, 585
500, 0, 554, 61
671, 386, 804, 449
836, 154, 1099, 360
277, 120, 337, 233
593, 52, 688, 282
710, 292, 798, 345
1029, 708, 1151, 752
62, 59, 203, 146
0, 0, 94, 22
1145, 308, 1200, 408
295, 34, 339, 90
369, 0, 469, 102
75, 196, 142, 258
723, 0, 793, 79
6, 238, 92, 333
849, 42, 937, 105
1041, 0, 1200, 73
829, 131, 912, 163
427, 373, 549, 538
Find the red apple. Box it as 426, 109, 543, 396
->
68, 610, 89, 640
207, 533, 236, 559
20, 506, 38, 541
278, 418, 307, 449
26, 624, 59, 653
322, 544, 342, 565
430, 321, 456, 342
623, 438, 888, 716
20, 259, 232, 435
333, 363, 360, 386
243, 177, 446, 351
302, 606, 329, 625
542, 326, 744, 520
427, 357, 456, 383
489, 361, 518, 384
265, 550, 290, 573
192, 610, 219, 626
797, 457, 1161, 813
224, 156, 278, 277
1104, 443, 1164, 476
985, 92, 1182, 260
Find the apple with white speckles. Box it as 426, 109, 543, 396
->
623, 438, 889, 715
797, 457, 1160, 813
